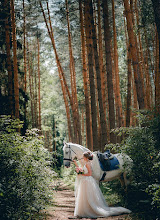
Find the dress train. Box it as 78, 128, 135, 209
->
74, 163, 131, 218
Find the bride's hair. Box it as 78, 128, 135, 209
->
83, 151, 93, 160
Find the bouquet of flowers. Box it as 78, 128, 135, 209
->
75, 167, 84, 175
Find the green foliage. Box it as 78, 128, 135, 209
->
0, 116, 56, 219
100, 181, 121, 206
147, 184, 160, 209
108, 111, 160, 218
61, 165, 77, 190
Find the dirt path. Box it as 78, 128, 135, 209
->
44, 180, 132, 220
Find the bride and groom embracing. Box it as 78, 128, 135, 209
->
73, 151, 131, 218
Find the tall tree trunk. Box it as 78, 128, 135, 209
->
37, 38, 41, 130
155, 28, 160, 113
23, 0, 27, 94
23, 0, 27, 131
30, 52, 36, 127
66, 0, 77, 141
52, 115, 56, 154
60, 74, 73, 142
144, 50, 152, 109
4, 0, 13, 116
102, 0, 116, 143
124, 16, 135, 126
65, 0, 82, 144
151, 0, 160, 114
134, 0, 152, 109
34, 55, 38, 128
126, 46, 132, 127
97, 0, 110, 144
79, 0, 92, 149
88, 0, 108, 148
112, 0, 124, 129
27, 44, 34, 127
97, 0, 107, 120
11, 0, 19, 119
132, 76, 138, 126
130, 0, 147, 109
123, 0, 145, 110
84, 0, 98, 150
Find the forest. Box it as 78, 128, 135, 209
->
0, 0, 160, 219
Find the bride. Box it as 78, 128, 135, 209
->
73, 151, 131, 218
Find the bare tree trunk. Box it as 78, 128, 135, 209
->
34, 55, 38, 127
126, 46, 132, 127
97, 0, 107, 121
84, 0, 98, 150
60, 73, 73, 142
27, 43, 34, 127
4, 0, 13, 116
79, 0, 92, 149
37, 38, 41, 130
65, 0, 82, 144
112, 0, 124, 129
23, 0, 27, 130
132, 76, 138, 126
123, 0, 145, 110
134, 0, 151, 109
102, 0, 116, 143
87, 0, 108, 148
11, 0, 19, 119
151, 0, 160, 114
155, 28, 160, 113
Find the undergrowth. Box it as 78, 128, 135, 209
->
0, 115, 57, 219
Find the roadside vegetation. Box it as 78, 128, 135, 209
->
0, 116, 57, 220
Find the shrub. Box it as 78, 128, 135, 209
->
112, 111, 160, 218
103, 111, 160, 218
61, 164, 77, 190
0, 116, 56, 219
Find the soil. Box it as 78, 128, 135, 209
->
41, 180, 132, 220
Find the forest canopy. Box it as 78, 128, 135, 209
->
1, 0, 160, 151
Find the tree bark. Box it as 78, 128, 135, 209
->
27, 43, 34, 127
34, 51, 38, 127
79, 0, 92, 149
84, 0, 98, 150
65, 0, 82, 144
134, 0, 152, 109
126, 46, 132, 127
151, 0, 160, 113
123, 0, 145, 110
23, 0, 27, 131
88, 0, 108, 148
4, 0, 13, 116
112, 0, 124, 128
60, 72, 73, 142
97, 0, 107, 122
102, 0, 116, 143
37, 38, 41, 130
130, 0, 147, 109
11, 0, 19, 119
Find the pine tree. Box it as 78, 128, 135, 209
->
11, 0, 19, 119
84, 0, 98, 150
102, 0, 116, 143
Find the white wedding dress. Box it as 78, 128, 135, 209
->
74, 162, 131, 218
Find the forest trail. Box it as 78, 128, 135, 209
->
43, 180, 132, 220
